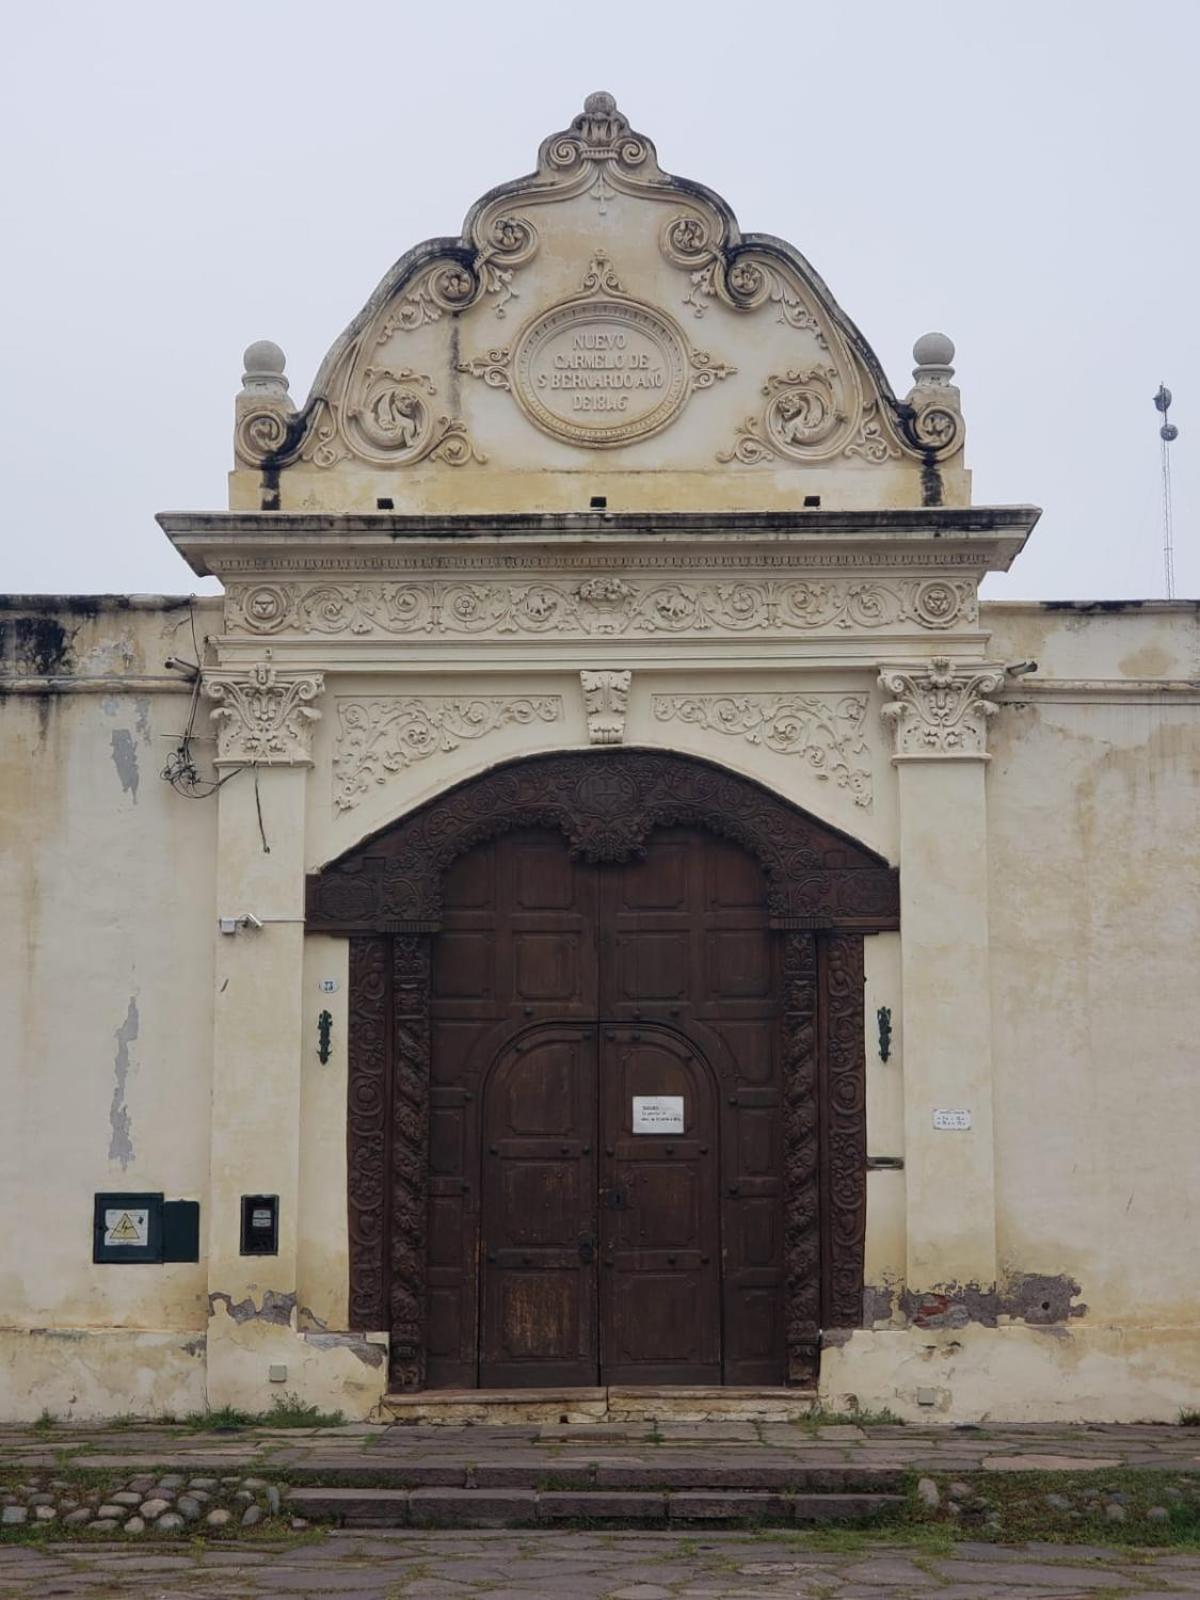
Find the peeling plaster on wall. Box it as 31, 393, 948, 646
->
297, 1305, 329, 1333
181, 1336, 206, 1358
110, 728, 139, 802
208, 1290, 297, 1327
301, 1331, 387, 1368
108, 995, 139, 1168
862, 1283, 896, 1324
898, 1273, 1087, 1330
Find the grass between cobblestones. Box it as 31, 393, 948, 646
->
4, 1464, 1200, 1549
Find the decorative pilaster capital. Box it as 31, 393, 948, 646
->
581, 669, 631, 745
878, 656, 1005, 760
204, 656, 325, 765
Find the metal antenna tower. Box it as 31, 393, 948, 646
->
1153, 384, 1178, 599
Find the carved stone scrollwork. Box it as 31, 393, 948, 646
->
652, 693, 871, 808
719, 369, 847, 464
782, 931, 821, 1382
307, 750, 898, 933
234, 407, 292, 467
580, 670, 631, 745
203, 657, 324, 765
878, 656, 1005, 759
333, 696, 563, 812
377, 263, 478, 339
844, 400, 902, 464
339, 368, 486, 468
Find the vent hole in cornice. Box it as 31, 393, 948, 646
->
589, 495, 608, 510
803, 495, 821, 508
376, 497, 395, 511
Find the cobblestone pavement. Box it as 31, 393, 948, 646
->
2, 1531, 1200, 1598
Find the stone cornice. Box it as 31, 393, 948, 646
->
158, 506, 1039, 580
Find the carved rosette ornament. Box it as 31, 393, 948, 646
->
878, 657, 1006, 759
224, 576, 977, 640
204, 658, 324, 765
580, 670, 631, 745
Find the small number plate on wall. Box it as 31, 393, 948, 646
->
932, 1108, 972, 1131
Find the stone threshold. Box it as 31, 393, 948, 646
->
379, 1386, 820, 1425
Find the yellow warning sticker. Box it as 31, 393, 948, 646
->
104, 1208, 149, 1246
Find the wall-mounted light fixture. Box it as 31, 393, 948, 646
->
876, 1006, 892, 1063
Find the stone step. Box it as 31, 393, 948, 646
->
287, 1484, 905, 1528
282, 1461, 906, 1493
380, 1386, 820, 1425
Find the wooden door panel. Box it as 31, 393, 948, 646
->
480, 1027, 598, 1386
599, 1027, 720, 1384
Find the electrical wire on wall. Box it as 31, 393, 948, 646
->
160, 601, 239, 799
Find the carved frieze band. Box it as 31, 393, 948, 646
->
878, 656, 1005, 759
203, 659, 325, 765
653, 693, 871, 808
226, 577, 976, 640
333, 696, 563, 812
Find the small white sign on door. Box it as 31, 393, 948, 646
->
103, 1208, 149, 1247
632, 1096, 685, 1134
932, 1108, 972, 1131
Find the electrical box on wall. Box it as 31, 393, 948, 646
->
94, 1193, 162, 1263
93, 1195, 202, 1264
240, 1195, 279, 1256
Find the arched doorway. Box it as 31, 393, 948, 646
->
306, 751, 899, 1392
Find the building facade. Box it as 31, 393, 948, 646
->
2, 94, 1198, 1423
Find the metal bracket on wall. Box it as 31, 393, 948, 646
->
317, 1009, 333, 1064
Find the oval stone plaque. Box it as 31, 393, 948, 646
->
511, 299, 690, 447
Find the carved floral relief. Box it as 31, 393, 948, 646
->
225, 577, 976, 640
878, 656, 1005, 758
580, 670, 631, 745
203, 660, 324, 765
653, 693, 872, 807
333, 696, 563, 812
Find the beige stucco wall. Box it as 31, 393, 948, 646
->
0, 599, 218, 1418
2, 595, 1198, 1421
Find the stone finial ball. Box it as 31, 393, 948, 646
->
913, 331, 955, 368
584, 91, 618, 115
243, 340, 286, 375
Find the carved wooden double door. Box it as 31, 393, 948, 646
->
429, 825, 787, 1388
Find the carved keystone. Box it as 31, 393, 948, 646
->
581, 670, 631, 745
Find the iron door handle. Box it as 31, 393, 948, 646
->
578, 1237, 595, 1265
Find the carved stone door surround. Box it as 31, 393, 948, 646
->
306, 749, 898, 1390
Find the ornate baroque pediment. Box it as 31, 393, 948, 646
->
230, 92, 970, 515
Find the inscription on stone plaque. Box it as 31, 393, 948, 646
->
512, 300, 689, 447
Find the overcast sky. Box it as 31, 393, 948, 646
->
2, 0, 1195, 600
